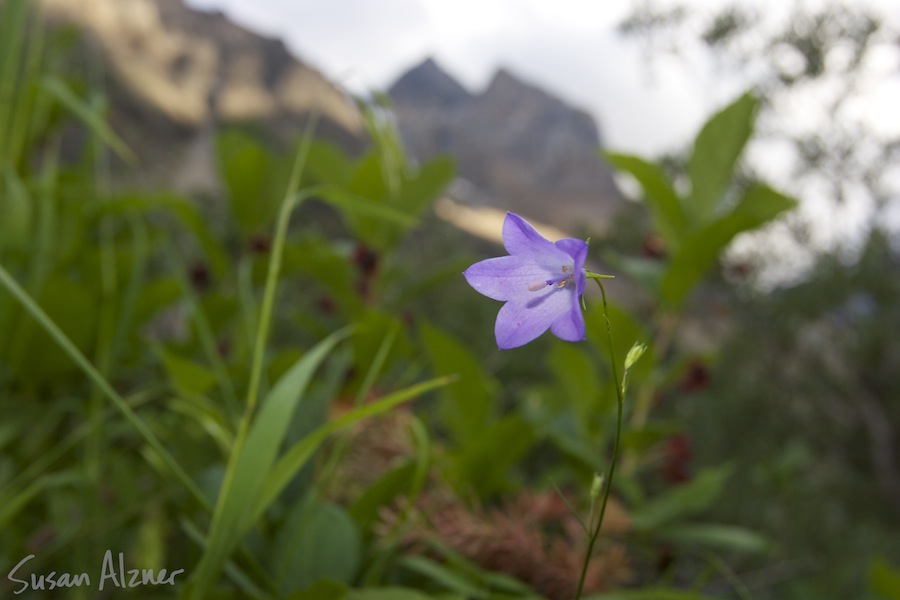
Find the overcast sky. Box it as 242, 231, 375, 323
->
182, 0, 745, 156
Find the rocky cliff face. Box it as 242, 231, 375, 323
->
390, 59, 623, 235
39, 0, 365, 191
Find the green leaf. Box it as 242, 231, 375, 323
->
287, 580, 348, 600
605, 152, 686, 248
0, 0, 30, 167
101, 192, 228, 278
346, 588, 434, 600
454, 415, 536, 497
587, 589, 720, 600
420, 321, 496, 445
620, 422, 681, 452
303, 140, 354, 187
657, 523, 771, 554
548, 342, 605, 433
870, 556, 900, 599
251, 375, 452, 524
6, 276, 96, 384
273, 499, 361, 594
157, 347, 217, 397
687, 91, 757, 222
188, 329, 349, 597
315, 185, 416, 228
397, 155, 455, 216
661, 184, 797, 307
400, 555, 487, 599
216, 130, 278, 233
41, 76, 135, 162
350, 461, 417, 527
631, 465, 734, 530
0, 167, 32, 254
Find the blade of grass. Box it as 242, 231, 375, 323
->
186, 327, 350, 599
184, 115, 321, 599
0, 0, 29, 166
40, 76, 135, 163
0, 263, 209, 510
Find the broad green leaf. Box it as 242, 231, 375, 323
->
0, 167, 32, 254
282, 237, 364, 317
657, 523, 771, 554
216, 130, 278, 233
397, 155, 455, 215
548, 342, 604, 434
157, 347, 217, 397
303, 139, 354, 187
871, 556, 900, 599
350, 461, 417, 528
602, 251, 665, 295
273, 499, 361, 593
661, 184, 797, 307
7, 276, 96, 384
133, 277, 181, 323
630, 465, 734, 530
315, 185, 416, 228
420, 321, 496, 445
287, 579, 349, 600
687, 91, 757, 222
620, 422, 681, 452
454, 415, 536, 497
188, 329, 349, 598
605, 152, 686, 247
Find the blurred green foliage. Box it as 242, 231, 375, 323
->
1, 1, 896, 599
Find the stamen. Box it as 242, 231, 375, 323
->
527, 265, 576, 292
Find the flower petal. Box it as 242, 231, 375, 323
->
554, 237, 588, 296
463, 255, 556, 301
550, 299, 586, 342
494, 285, 575, 349
503, 212, 570, 265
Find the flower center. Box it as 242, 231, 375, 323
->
528, 265, 575, 292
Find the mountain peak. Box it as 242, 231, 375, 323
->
389, 61, 623, 234
388, 57, 472, 109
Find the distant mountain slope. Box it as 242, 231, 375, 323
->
389, 58, 624, 235
39, 0, 365, 191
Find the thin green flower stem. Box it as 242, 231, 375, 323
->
0, 263, 210, 511
575, 277, 625, 600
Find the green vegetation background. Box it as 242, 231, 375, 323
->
0, 1, 898, 599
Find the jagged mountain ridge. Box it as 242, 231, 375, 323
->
38, 0, 623, 235
389, 58, 624, 234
